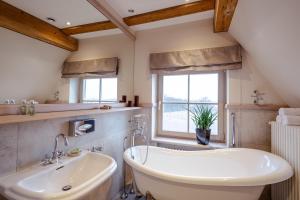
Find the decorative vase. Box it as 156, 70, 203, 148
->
196, 128, 211, 145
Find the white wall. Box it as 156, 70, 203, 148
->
67, 34, 134, 102
0, 28, 70, 103
226, 50, 285, 150
0, 16, 288, 108
227, 50, 285, 105
129, 19, 285, 151
132, 19, 285, 106
229, 0, 300, 107
66, 18, 286, 107
134, 19, 235, 103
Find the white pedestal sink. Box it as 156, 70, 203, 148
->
0, 151, 117, 200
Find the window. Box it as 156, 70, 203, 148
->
157, 72, 225, 142
81, 78, 117, 103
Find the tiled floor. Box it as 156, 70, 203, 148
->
116, 192, 146, 200
117, 193, 145, 200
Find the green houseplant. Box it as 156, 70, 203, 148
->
189, 104, 217, 145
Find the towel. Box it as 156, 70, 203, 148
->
276, 115, 300, 126
279, 108, 300, 116
276, 115, 282, 123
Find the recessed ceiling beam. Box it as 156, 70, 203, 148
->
0, 0, 78, 51
214, 0, 238, 32
87, 0, 135, 40
62, 0, 214, 35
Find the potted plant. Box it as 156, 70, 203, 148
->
189, 104, 217, 145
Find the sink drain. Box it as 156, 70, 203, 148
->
62, 185, 72, 191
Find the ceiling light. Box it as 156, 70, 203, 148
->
66, 22, 71, 26
46, 17, 56, 22
185, 0, 190, 2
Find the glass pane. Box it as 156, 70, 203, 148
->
163, 75, 188, 103
83, 79, 100, 101
101, 78, 117, 102
163, 104, 188, 132
190, 73, 218, 103
189, 104, 218, 135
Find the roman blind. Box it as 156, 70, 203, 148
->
62, 57, 119, 78
150, 45, 241, 74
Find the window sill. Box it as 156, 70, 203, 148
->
152, 136, 228, 149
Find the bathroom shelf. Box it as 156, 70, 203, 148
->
0, 107, 141, 125
152, 137, 228, 149
0, 103, 127, 115
225, 104, 288, 111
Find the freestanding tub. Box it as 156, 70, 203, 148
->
124, 146, 293, 200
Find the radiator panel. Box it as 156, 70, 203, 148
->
271, 122, 300, 200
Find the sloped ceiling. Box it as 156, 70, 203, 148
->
229, 0, 300, 107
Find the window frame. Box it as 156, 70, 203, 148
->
80, 77, 118, 103
156, 71, 226, 142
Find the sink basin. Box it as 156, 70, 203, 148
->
0, 151, 117, 200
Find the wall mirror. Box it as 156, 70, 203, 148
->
0, 0, 135, 115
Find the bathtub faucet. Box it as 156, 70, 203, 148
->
231, 112, 236, 148
128, 114, 149, 163
128, 114, 146, 148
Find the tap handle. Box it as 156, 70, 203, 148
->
41, 154, 55, 166
91, 146, 103, 152
57, 151, 65, 158
64, 136, 69, 146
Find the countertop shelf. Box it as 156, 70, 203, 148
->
225, 104, 288, 111
0, 107, 141, 125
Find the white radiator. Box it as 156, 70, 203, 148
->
271, 122, 300, 200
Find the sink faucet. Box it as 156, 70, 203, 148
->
52, 133, 69, 161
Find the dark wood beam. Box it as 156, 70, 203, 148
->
62, 0, 214, 35
214, 0, 238, 32
0, 0, 78, 51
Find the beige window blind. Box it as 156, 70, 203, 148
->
62, 57, 119, 78
150, 45, 241, 74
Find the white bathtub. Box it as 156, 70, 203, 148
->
124, 146, 293, 200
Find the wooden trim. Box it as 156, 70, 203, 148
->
87, 0, 135, 40
62, 0, 214, 35
225, 104, 289, 111
214, 0, 238, 32
0, 0, 78, 51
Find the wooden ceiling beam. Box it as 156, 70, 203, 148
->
62, 0, 214, 35
62, 20, 116, 35
87, 0, 135, 40
0, 0, 78, 51
214, 0, 238, 32
125, 0, 214, 26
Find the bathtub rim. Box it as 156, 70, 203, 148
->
124, 145, 293, 187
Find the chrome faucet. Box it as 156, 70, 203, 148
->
52, 133, 69, 161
